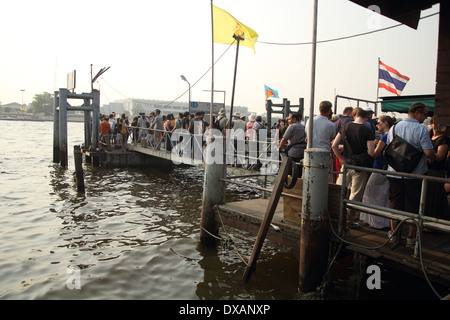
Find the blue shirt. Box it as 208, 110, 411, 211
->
386, 118, 433, 176
373, 134, 387, 169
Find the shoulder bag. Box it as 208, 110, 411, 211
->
383, 124, 423, 173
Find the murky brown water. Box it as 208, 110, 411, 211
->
0, 120, 300, 300
1, 120, 445, 301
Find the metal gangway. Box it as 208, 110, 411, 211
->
109, 124, 283, 171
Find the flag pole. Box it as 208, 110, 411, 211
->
376, 57, 380, 101
376, 57, 380, 114
210, 0, 215, 126
228, 33, 243, 130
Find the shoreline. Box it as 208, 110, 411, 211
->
0, 116, 84, 123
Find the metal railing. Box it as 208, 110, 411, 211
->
126, 125, 283, 170
339, 164, 450, 256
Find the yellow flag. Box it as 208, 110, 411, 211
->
213, 5, 258, 53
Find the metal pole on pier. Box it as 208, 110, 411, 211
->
298, 0, 332, 294
299, 148, 331, 293
307, 0, 318, 150
200, 136, 225, 246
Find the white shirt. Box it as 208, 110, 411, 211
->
305, 115, 336, 151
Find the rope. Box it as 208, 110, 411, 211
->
207, 205, 249, 267
325, 208, 445, 299
258, 12, 439, 46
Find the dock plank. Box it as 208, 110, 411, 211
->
216, 197, 450, 286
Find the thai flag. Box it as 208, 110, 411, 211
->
378, 60, 410, 96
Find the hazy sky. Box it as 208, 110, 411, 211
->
0, 0, 440, 115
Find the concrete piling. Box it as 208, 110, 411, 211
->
199, 135, 225, 246
299, 148, 332, 293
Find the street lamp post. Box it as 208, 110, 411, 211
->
180, 75, 191, 114
20, 89, 25, 112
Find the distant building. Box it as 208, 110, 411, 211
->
102, 98, 250, 118
103, 98, 188, 116
1, 102, 27, 113
100, 102, 126, 115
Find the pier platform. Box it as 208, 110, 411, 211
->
217, 198, 301, 251
215, 196, 450, 288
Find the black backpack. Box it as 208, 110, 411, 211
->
213, 116, 223, 130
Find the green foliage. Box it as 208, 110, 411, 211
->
30, 92, 53, 115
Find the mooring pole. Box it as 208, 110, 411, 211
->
200, 136, 225, 246
299, 148, 331, 293
53, 91, 60, 164
59, 89, 68, 168
74, 145, 85, 192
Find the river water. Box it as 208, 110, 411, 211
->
1, 120, 445, 301
0, 120, 303, 300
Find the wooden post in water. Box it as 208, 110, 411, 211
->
299, 148, 331, 293
74, 145, 85, 192
53, 91, 60, 164
200, 135, 225, 246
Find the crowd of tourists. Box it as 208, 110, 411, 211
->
98, 108, 270, 153
98, 101, 449, 244
278, 99, 450, 246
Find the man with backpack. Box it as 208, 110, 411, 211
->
332, 108, 375, 227
215, 108, 228, 135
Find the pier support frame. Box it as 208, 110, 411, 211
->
53, 91, 60, 164
299, 148, 331, 293
53, 88, 100, 168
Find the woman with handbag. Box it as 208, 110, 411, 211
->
360, 116, 395, 229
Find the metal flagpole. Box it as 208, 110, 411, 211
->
228, 34, 243, 130
307, 0, 318, 149
376, 57, 380, 113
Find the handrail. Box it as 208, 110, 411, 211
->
338, 164, 450, 256
338, 163, 450, 300
125, 124, 284, 169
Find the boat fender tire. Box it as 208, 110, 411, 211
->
284, 160, 298, 189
